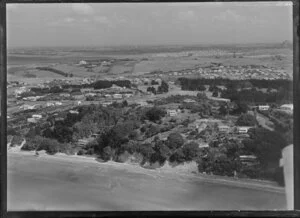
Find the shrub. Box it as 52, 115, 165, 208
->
169, 148, 186, 163
77, 149, 85, 155
182, 141, 200, 161
10, 135, 24, 147
22, 136, 44, 151
166, 132, 184, 150
137, 143, 155, 162
236, 113, 257, 126
144, 107, 166, 122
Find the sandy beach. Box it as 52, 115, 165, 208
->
7, 151, 286, 211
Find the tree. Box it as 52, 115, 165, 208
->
157, 80, 169, 93
198, 85, 206, 91
169, 148, 186, 163
166, 132, 184, 150
144, 107, 166, 122
197, 92, 207, 99
182, 141, 200, 161
212, 90, 219, 97
150, 140, 171, 164
244, 128, 287, 167
236, 114, 257, 126
137, 143, 155, 162
147, 86, 156, 95
151, 80, 159, 85
122, 100, 128, 107
219, 104, 229, 116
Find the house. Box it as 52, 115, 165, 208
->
91, 133, 100, 138
85, 93, 97, 97
183, 99, 196, 103
73, 95, 85, 100
218, 125, 230, 133
69, 110, 79, 114
124, 93, 133, 98
167, 109, 177, 117
210, 97, 231, 103
79, 60, 87, 65
19, 104, 36, 110
32, 114, 42, 119
80, 88, 94, 93
198, 143, 209, 148
54, 101, 62, 106
59, 93, 71, 97
46, 102, 55, 107
77, 139, 89, 147
113, 94, 123, 99
239, 155, 258, 166
258, 105, 270, 111
191, 122, 207, 133
77, 101, 82, 105
102, 101, 112, 107
55, 117, 64, 122
104, 94, 112, 98
237, 126, 253, 134
27, 118, 38, 123
280, 104, 293, 111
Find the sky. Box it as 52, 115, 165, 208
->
6, 2, 293, 48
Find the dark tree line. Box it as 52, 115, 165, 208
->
36, 67, 73, 77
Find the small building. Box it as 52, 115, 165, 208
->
32, 114, 42, 119
19, 104, 36, 110
73, 95, 85, 100
59, 93, 71, 97
167, 109, 177, 117
198, 143, 209, 148
79, 60, 87, 65
218, 125, 230, 133
102, 101, 113, 107
46, 102, 55, 107
124, 93, 133, 98
27, 118, 38, 123
77, 101, 82, 105
239, 155, 258, 166
183, 99, 196, 103
91, 133, 100, 138
80, 88, 94, 93
237, 126, 253, 134
77, 139, 89, 147
54, 101, 62, 106
280, 104, 293, 111
69, 110, 79, 114
258, 105, 270, 111
104, 94, 112, 98
113, 94, 123, 99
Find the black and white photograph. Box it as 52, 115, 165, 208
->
5, 1, 294, 211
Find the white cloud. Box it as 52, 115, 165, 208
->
213, 10, 245, 23
178, 10, 196, 21
7, 4, 18, 11
47, 17, 76, 26
71, 3, 94, 15
93, 16, 109, 24
82, 18, 90, 23
64, 17, 75, 23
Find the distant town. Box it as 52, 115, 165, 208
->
7, 46, 293, 187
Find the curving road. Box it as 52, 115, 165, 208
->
7, 152, 286, 211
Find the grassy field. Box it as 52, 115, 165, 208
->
133, 58, 200, 73
108, 61, 135, 75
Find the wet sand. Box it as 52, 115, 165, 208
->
7, 152, 286, 211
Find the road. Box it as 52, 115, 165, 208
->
7, 152, 286, 211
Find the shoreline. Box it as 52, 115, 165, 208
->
8, 150, 285, 194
